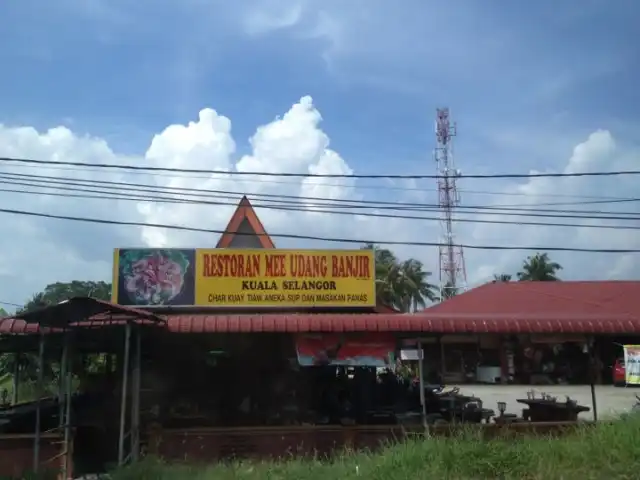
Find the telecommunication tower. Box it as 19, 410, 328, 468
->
434, 108, 467, 299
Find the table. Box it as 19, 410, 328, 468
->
516, 399, 590, 422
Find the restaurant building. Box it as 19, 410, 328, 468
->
1, 196, 640, 476
418, 280, 640, 385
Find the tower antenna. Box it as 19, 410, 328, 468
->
435, 108, 467, 299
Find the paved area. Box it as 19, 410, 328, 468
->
450, 385, 639, 421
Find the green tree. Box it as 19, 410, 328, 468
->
516, 253, 562, 281
1, 281, 112, 383
363, 244, 438, 312
493, 273, 512, 282
19, 280, 112, 313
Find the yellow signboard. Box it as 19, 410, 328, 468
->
112, 248, 375, 308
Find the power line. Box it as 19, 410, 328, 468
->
0, 174, 639, 231
0, 300, 23, 308
2, 160, 637, 203
2, 179, 640, 231
0, 206, 638, 252
1, 171, 640, 219
2, 156, 640, 179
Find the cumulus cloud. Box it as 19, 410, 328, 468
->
0, 98, 638, 311
467, 130, 640, 284
0, 96, 424, 309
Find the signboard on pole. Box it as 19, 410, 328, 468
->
112, 248, 375, 308
623, 345, 640, 385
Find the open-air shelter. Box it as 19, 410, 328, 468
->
0, 297, 164, 478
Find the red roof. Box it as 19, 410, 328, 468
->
4, 282, 640, 336
164, 311, 640, 334
216, 196, 275, 249
0, 297, 164, 334
2, 311, 639, 335
162, 281, 640, 334
0, 318, 43, 334
425, 281, 640, 318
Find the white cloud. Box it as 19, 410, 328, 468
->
243, 1, 303, 35
0, 96, 423, 308
466, 129, 640, 285
0, 99, 638, 311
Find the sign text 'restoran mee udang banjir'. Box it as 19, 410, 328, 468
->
196, 249, 375, 307
111, 248, 375, 308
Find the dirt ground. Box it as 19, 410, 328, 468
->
450, 384, 638, 420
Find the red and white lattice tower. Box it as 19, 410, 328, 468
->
434, 108, 467, 298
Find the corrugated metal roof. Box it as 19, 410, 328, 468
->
164, 312, 640, 334
3, 312, 638, 335
425, 281, 640, 317
3, 281, 640, 335
12, 297, 163, 327
0, 318, 43, 334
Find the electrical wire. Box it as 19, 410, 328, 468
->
1, 171, 640, 219
0, 206, 638, 252
2, 156, 640, 179
0, 182, 639, 231
2, 160, 637, 203
0, 300, 23, 308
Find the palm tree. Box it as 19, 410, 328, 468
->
493, 273, 512, 282
362, 244, 438, 312
516, 253, 562, 281
396, 259, 439, 312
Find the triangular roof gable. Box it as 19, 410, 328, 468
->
423, 281, 640, 318
216, 196, 276, 249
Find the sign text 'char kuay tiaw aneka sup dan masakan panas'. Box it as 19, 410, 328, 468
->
111, 248, 376, 308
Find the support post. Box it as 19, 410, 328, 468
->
417, 340, 427, 431
58, 335, 69, 427
130, 326, 142, 462
33, 333, 45, 473
118, 323, 132, 465
11, 352, 20, 405
62, 331, 73, 479
589, 337, 598, 422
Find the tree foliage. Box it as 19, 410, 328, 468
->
18, 280, 112, 313
493, 253, 563, 283
493, 273, 512, 282
516, 253, 562, 281
1, 281, 112, 381
363, 244, 439, 312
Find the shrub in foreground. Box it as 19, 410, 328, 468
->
111, 416, 640, 480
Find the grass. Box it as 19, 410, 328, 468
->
110, 415, 640, 480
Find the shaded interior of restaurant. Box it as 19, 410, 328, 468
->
2, 330, 636, 474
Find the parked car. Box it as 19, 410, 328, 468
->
613, 357, 626, 387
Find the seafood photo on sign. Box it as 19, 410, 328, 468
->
116, 249, 196, 306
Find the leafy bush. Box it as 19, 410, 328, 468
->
110, 415, 640, 479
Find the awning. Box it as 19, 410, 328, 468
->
3, 311, 639, 335
163, 312, 640, 334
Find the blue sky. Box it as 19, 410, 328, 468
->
2, 0, 638, 167
0, 0, 638, 307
